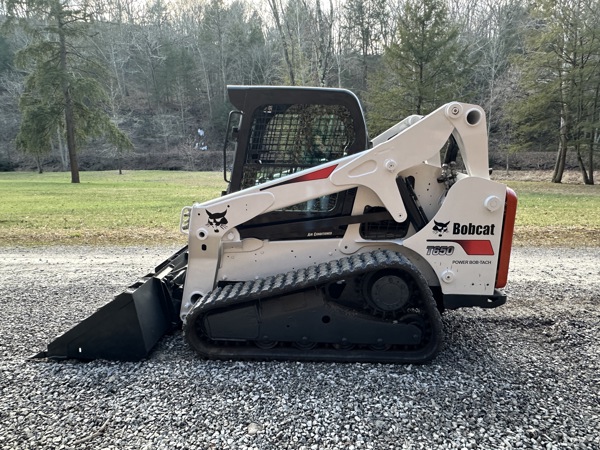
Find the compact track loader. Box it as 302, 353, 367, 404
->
36, 86, 517, 364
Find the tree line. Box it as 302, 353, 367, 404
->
0, 0, 598, 184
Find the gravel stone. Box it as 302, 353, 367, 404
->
0, 245, 598, 449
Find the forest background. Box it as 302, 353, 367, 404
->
0, 0, 598, 184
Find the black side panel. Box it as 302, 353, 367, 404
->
238, 188, 357, 240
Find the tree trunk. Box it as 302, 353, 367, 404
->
575, 145, 591, 184
552, 115, 568, 183
268, 0, 296, 85
56, 128, 68, 171
316, 0, 334, 87
589, 132, 596, 185
195, 45, 213, 120
35, 154, 43, 174
58, 17, 80, 184
361, 32, 368, 92
589, 84, 599, 185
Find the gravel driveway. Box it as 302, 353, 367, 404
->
0, 246, 598, 450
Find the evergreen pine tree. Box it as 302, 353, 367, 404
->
367, 0, 468, 134
5, 0, 132, 182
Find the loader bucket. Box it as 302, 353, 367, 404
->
34, 247, 188, 362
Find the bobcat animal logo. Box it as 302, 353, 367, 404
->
206, 209, 229, 232
432, 220, 450, 237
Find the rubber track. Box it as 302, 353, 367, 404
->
183, 250, 443, 363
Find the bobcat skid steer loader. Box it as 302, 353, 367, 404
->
35, 86, 517, 364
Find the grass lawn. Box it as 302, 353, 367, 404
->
0, 170, 598, 247
503, 179, 600, 247
0, 171, 225, 246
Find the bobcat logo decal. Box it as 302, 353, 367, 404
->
206, 209, 229, 232
432, 220, 450, 237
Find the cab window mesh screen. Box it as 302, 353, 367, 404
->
241, 103, 355, 190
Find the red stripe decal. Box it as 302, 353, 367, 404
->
453, 240, 494, 256
269, 165, 338, 188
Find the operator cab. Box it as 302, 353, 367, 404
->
219, 86, 383, 241
223, 85, 370, 194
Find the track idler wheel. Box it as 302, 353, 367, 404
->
294, 339, 317, 350
333, 340, 355, 351
369, 341, 391, 351
363, 269, 412, 314
255, 340, 278, 349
